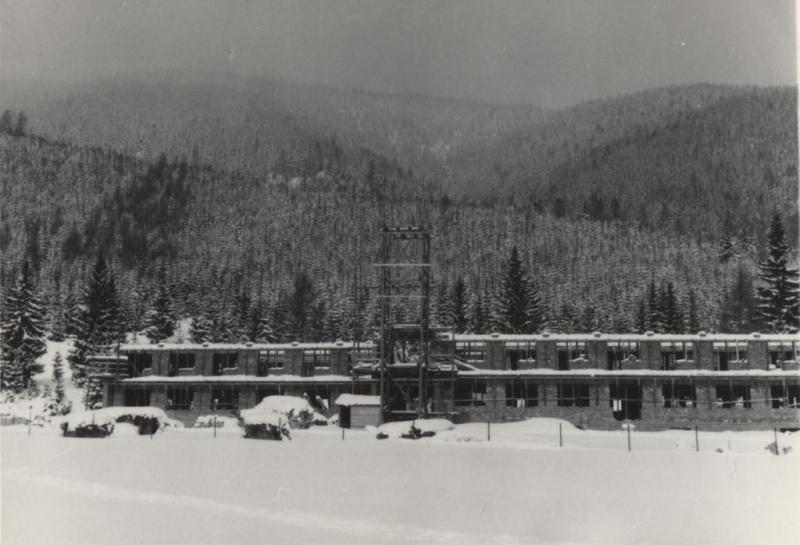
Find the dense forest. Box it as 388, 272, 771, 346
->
0, 75, 798, 344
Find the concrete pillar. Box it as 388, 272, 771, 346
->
536, 341, 557, 370
285, 348, 304, 375
543, 383, 558, 407
640, 340, 660, 370
151, 386, 167, 409
587, 340, 607, 370
239, 386, 257, 409
330, 348, 350, 375
485, 340, 505, 370
487, 379, 505, 408
696, 341, 714, 371
748, 341, 768, 370
195, 386, 211, 412
595, 382, 610, 407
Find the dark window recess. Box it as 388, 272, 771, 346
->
505, 382, 538, 407
211, 388, 238, 410
127, 353, 152, 378
169, 353, 195, 375
609, 381, 642, 420
715, 384, 751, 409
557, 384, 591, 407
213, 352, 239, 375
662, 384, 697, 408
166, 387, 193, 410
256, 386, 281, 403
771, 384, 800, 409
455, 381, 486, 406
123, 389, 150, 407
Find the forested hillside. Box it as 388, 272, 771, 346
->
444, 85, 798, 244
0, 129, 781, 340
2, 76, 795, 246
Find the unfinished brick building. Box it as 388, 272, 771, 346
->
93, 332, 799, 430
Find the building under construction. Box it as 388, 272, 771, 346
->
91, 225, 800, 431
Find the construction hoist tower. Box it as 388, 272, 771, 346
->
376, 225, 432, 421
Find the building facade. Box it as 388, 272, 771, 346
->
93, 332, 800, 430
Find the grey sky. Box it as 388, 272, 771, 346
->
1, 0, 796, 108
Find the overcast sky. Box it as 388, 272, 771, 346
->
1, 0, 796, 108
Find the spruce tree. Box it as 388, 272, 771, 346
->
467, 290, 488, 333
144, 283, 176, 343
1, 262, 47, 392
686, 289, 700, 333
645, 280, 662, 332
720, 264, 759, 333
635, 297, 647, 333
52, 352, 66, 405
493, 247, 542, 333
757, 214, 800, 332
68, 257, 122, 386
451, 277, 468, 333
190, 311, 212, 343
660, 282, 684, 333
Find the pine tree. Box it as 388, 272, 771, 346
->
646, 280, 662, 332
720, 264, 759, 333
686, 289, 700, 333
68, 257, 122, 386
635, 297, 647, 333
579, 305, 597, 333
757, 214, 800, 332
466, 290, 488, 333
52, 352, 66, 404
244, 299, 274, 342
493, 247, 542, 333
660, 282, 684, 333
144, 283, 176, 343
190, 312, 212, 343
434, 280, 452, 327
451, 277, 468, 333
1, 262, 47, 392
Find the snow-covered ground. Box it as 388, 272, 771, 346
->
2, 420, 798, 545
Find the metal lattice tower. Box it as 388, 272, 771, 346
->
376, 225, 432, 420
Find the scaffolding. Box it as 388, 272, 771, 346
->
375, 225, 432, 420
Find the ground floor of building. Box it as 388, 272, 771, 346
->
105, 374, 800, 431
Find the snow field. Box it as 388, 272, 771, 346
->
2, 422, 799, 545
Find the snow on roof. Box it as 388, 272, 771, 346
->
122, 374, 354, 384
119, 341, 374, 352
458, 369, 800, 378
335, 394, 380, 407
451, 333, 800, 342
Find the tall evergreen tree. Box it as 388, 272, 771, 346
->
144, 283, 176, 343
68, 257, 122, 386
720, 264, 759, 332
646, 280, 663, 332
466, 290, 488, 333
686, 289, 700, 333
190, 311, 212, 343
289, 273, 315, 341
1, 262, 47, 392
52, 352, 66, 405
493, 247, 542, 333
757, 214, 800, 332
660, 282, 684, 333
451, 277, 468, 333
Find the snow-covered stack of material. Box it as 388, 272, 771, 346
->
375, 418, 455, 439
61, 407, 182, 436
240, 395, 321, 430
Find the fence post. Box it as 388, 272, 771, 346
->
774, 427, 779, 455
213, 415, 217, 439
342, 426, 345, 440
559, 422, 563, 448
694, 426, 699, 452
487, 421, 491, 442
28, 405, 32, 436
626, 424, 631, 452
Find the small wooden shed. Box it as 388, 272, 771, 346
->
335, 394, 381, 428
